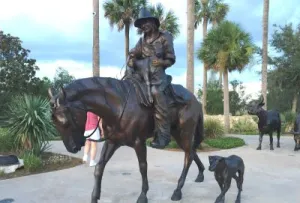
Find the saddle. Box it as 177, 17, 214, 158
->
125, 73, 191, 108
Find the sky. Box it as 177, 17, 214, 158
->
1, 0, 300, 99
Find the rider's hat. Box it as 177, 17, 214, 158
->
134, 8, 160, 28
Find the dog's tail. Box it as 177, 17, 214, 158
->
193, 109, 204, 149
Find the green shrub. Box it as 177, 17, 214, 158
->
146, 138, 179, 149
204, 137, 245, 149
283, 111, 296, 125
21, 151, 42, 172
0, 128, 18, 152
0, 170, 5, 177
0, 94, 56, 154
230, 117, 257, 134
204, 118, 225, 138
251, 116, 259, 124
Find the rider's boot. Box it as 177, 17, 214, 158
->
150, 88, 171, 149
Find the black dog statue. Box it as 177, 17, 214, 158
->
208, 155, 245, 203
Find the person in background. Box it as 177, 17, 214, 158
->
82, 112, 103, 167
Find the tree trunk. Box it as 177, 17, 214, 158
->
125, 23, 130, 62
261, 0, 269, 109
202, 17, 208, 115
212, 20, 223, 88
292, 92, 298, 113
223, 70, 230, 133
93, 0, 100, 77
219, 71, 222, 87
186, 0, 195, 93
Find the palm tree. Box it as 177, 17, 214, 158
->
187, 0, 195, 93
210, 1, 229, 27
93, 0, 100, 77
197, 20, 255, 132
103, 0, 147, 61
262, 0, 270, 109
137, 3, 180, 38
195, 0, 225, 114
210, 1, 229, 87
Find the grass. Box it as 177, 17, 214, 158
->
204, 137, 245, 149
0, 152, 82, 180
0, 127, 82, 180
146, 136, 245, 151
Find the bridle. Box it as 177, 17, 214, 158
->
52, 84, 131, 142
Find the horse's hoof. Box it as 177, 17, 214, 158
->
214, 198, 225, 203
270, 146, 274, 150
235, 199, 241, 203
171, 189, 182, 201
137, 193, 148, 203
195, 173, 204, 182
277, 144, 280, 148
256, 146, 261, 150
91, 198, 98, 203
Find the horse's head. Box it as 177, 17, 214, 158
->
48, 87, 87, 153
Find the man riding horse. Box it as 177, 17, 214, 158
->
125, 8, 176, 149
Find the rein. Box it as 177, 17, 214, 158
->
62, 82, 131, 142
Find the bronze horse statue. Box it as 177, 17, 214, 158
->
48, 76, 205, 203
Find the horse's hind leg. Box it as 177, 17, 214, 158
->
91, 141, 119, 203
171, 148, 193, 201
193, 150, 205, 182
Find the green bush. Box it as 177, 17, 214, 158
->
0, 128, 18, 152
230, 117, 257, 134
283, 111, 296, 125
204, 118, 225, 138
21, 151, 43, 172
0, 94, 56, 154
204, 137, 245, 149
146, 138, 179, 149
251, 116, 259, 124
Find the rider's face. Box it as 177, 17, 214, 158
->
140, 19, 155, 33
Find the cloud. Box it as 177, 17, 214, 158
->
35, 60, 125, 80
1, 0, 300, 97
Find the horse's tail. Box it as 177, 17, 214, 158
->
193, 109, 204, 149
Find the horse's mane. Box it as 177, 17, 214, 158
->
64, 77, 130, 103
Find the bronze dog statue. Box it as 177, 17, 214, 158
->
209, 155, 245, 203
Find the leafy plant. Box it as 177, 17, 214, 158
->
204, 118, 225, 138
21, 151, 42, 172
230, 117, 257, 134
0, 128, 18, 152
204, 137, 245, 149
0, 94, 56, 153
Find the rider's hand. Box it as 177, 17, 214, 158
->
152, 58, 164, 67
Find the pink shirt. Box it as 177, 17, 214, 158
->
85, 112, 99, 131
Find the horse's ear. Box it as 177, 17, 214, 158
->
59, 86, 66, 100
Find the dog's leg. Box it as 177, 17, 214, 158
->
215, 178, 231, 203
257, 132, 263, 150
276, 128, 281, 148
269, 132, 274, 150
234, 169, 244, 203
217, 178, 224, 191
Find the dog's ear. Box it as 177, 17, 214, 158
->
218, 157, 225, 165
208, 155, 216, 164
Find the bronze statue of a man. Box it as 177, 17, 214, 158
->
126, 8, 176, 149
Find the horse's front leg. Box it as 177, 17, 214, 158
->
91, 141, 119, 203
134, 139, 149, 203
